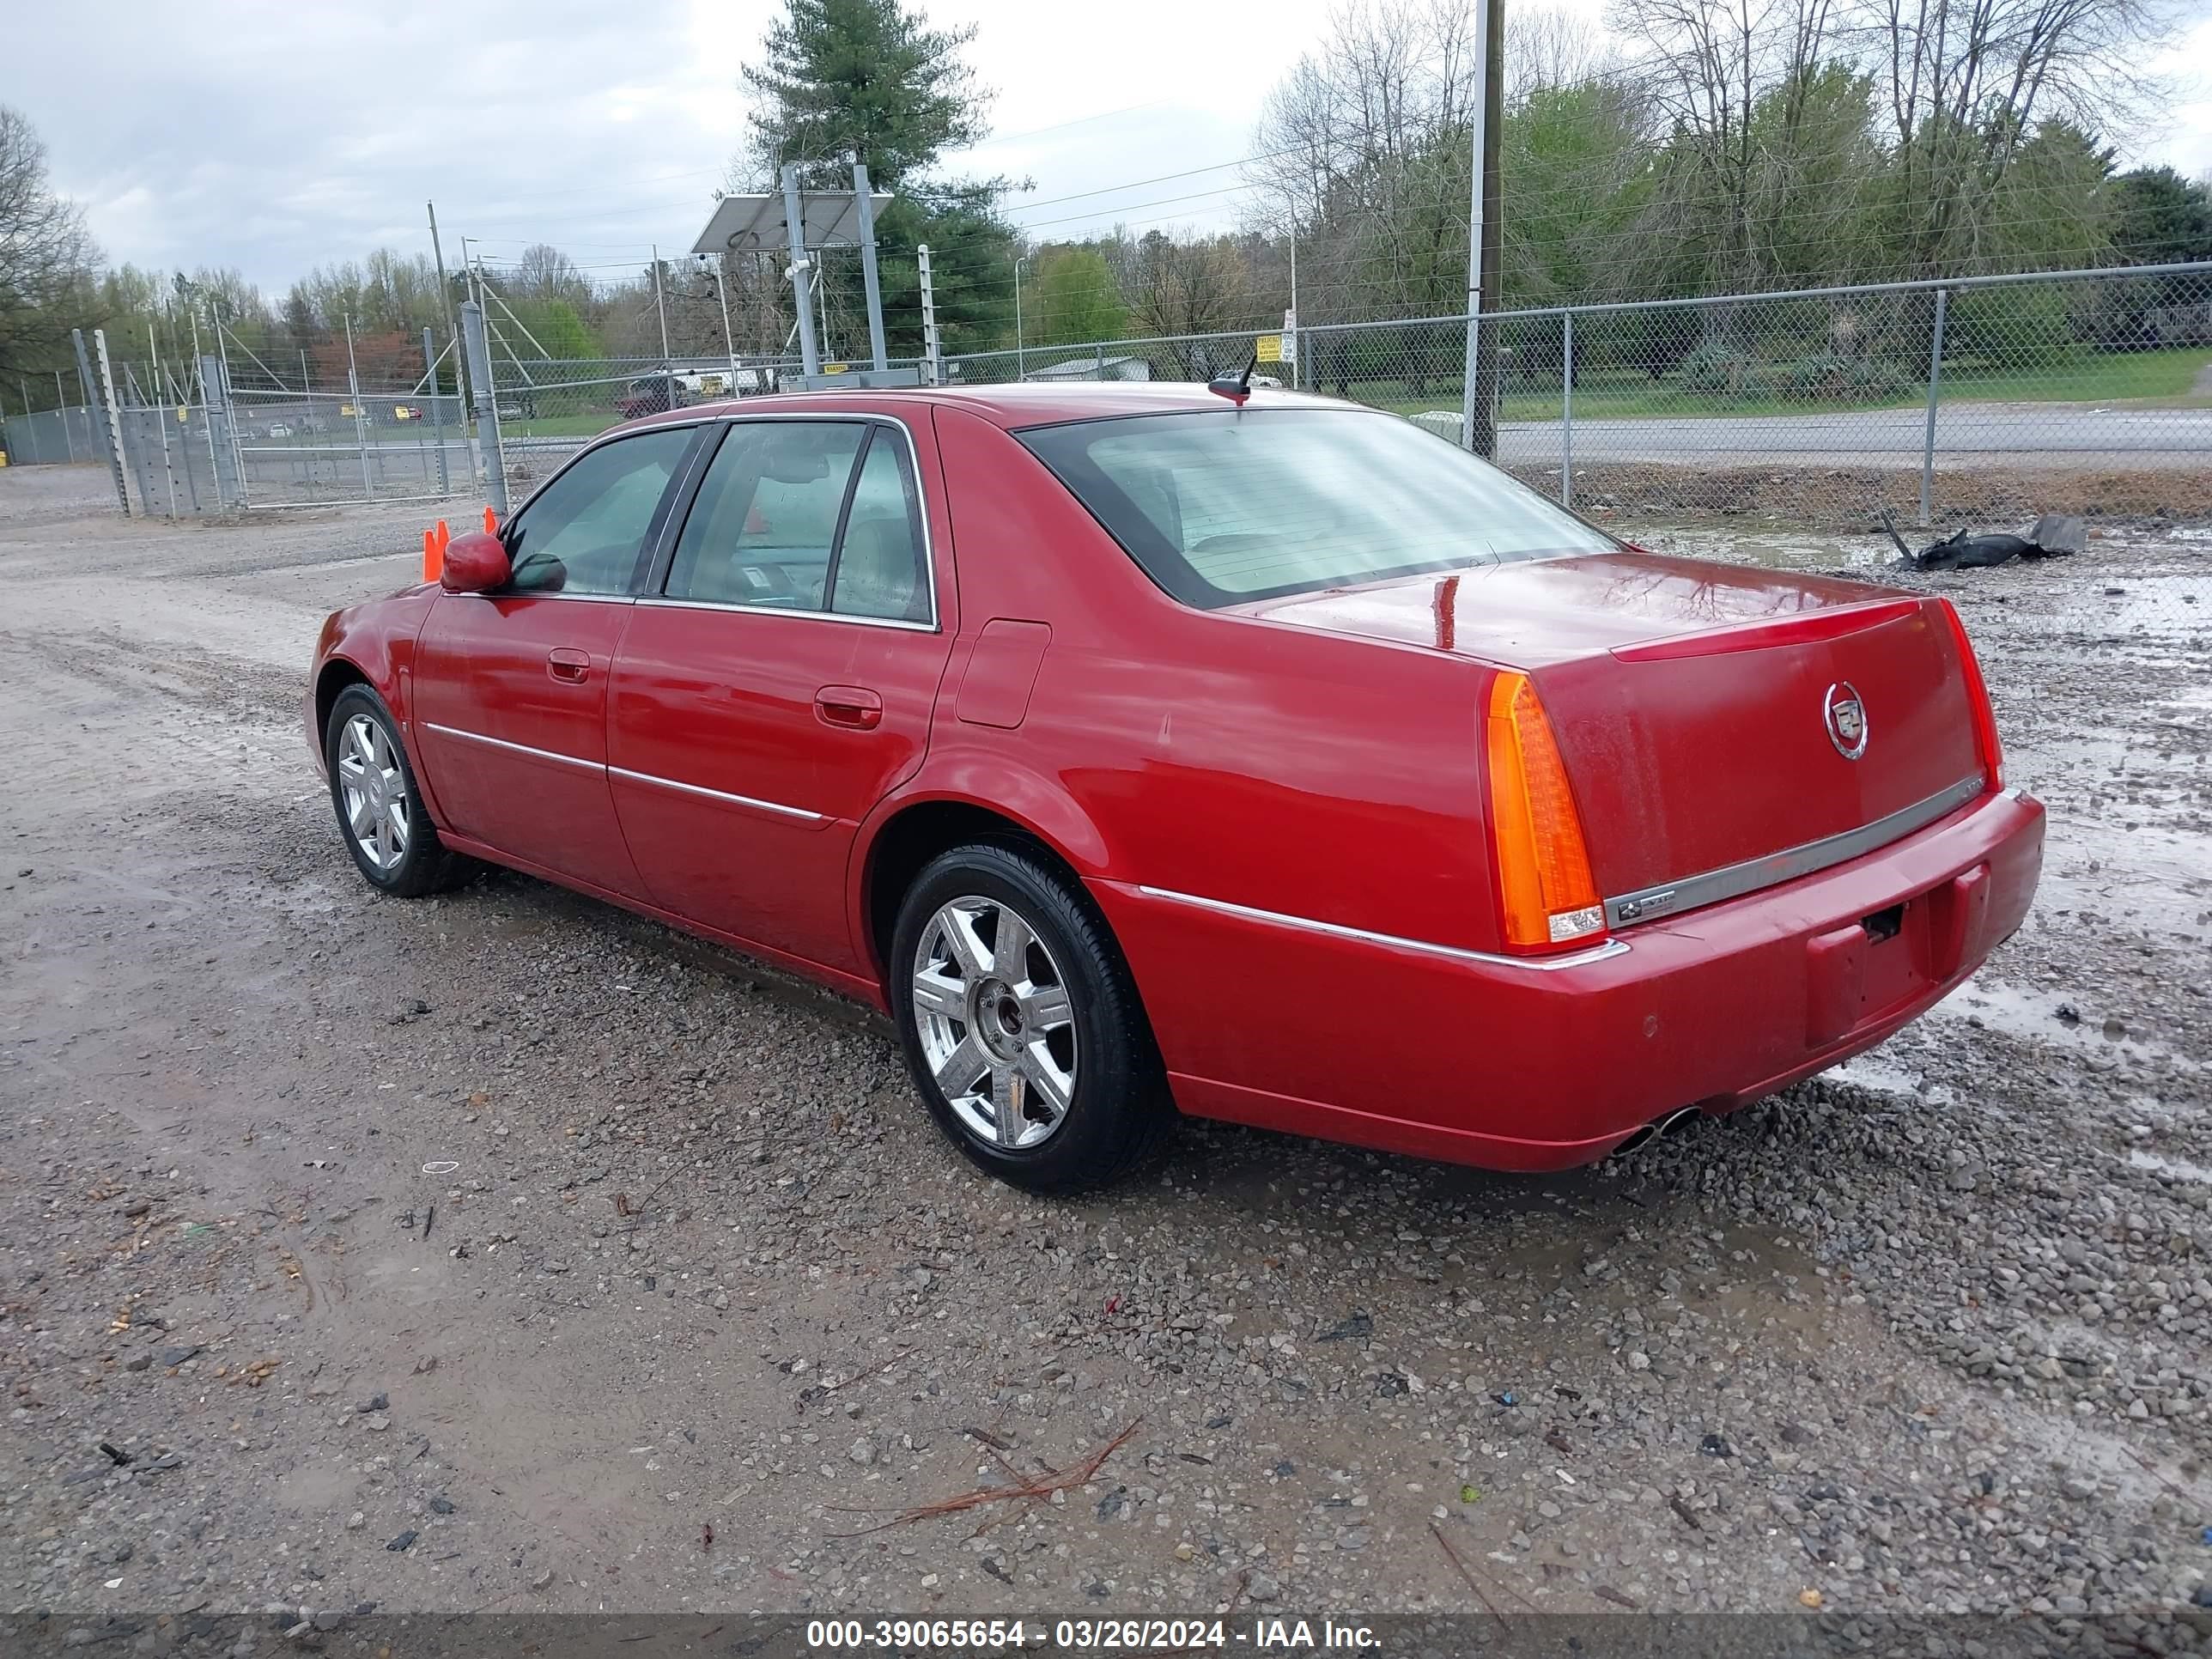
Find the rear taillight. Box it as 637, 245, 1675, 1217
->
1936, 599, 2004, 789
1485, 672, 1605, 950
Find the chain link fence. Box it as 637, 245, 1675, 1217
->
950, 263, 2212, 531
477, 350, 811, 501
40, 261, 2209, 533
0, 403, 100, 467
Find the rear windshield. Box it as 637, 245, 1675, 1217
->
1016, 407, 1619, 609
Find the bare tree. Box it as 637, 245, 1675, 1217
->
511, 243, 591, 306
1249, 0, 1486, 323
0, 106, 99, 379
1506, 4, 1614, 95
1850, 0, 2172, 273
1109, 232, 1253, 368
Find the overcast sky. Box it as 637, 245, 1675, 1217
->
13, 0, 2212, 295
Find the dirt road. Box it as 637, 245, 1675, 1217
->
3, 464, 2209, 1645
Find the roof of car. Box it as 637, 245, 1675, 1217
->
641, 381, 1348, 432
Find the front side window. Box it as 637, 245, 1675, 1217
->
1015, 408, 1619, 609
505, 426, 696, 595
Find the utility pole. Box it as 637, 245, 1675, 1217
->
651, 244, 672, 362
852, 162, 889, 372
1459, 0, 1500, 455
428, 201, 463, 406
701, 254, 739, 387
781, 164, 822, 378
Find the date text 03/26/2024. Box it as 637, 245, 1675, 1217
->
803, 1618, 1383, 1651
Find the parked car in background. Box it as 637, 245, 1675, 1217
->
307, 385, 2042, 1193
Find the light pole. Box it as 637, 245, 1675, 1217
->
1014, 255, 1029, 380
699, 253, 739, 389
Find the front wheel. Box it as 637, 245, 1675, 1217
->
890, 843, 1169, 1194
324, 685, 475, 897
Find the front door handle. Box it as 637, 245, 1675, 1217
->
548, 648, 591, 685
815, 684, 883, 730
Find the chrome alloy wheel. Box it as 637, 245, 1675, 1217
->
910, 896, 1079, 1151
335, 713, 411, 873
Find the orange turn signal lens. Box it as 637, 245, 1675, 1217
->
1486, 672, 1604, 950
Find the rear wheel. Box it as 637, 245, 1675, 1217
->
890, 842, 1168, 1193
324, 685, 474, 897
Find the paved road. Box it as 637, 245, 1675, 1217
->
1424, 401, 2212, 468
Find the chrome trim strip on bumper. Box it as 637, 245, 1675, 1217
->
1132, 886, 1632, 971
607, 765, 824, 822
1604, 773, 1988, 930
422, 722, 599, 773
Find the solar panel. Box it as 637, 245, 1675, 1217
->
690, 191, 894, 255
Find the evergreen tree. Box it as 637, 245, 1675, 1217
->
738, 0, 1018, 356
743, 0, 988, 191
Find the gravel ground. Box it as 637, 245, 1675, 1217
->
1, 464, 2209, 1650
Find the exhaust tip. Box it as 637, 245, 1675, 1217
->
1609, 1123, 1657, 1158
1610, 1106, 1703, 1160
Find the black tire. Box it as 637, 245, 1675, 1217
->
890, 842, 1170, 1194
324, 684, 475, 898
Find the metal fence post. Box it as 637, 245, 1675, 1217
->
423, 326, 449, 496
75, 330, 128, 515
781, 164, 823, 380
459, 300, 507, 517
212, 319, 248, 508
852, 161, 889, 372
14, 379, 32, 463
1560, 309, 1575, 509
915, 243, 940, 386
343, 314, 374, 501
55, 371, 78, 461
91, 331, 135, 515
200, 354, 242, 508
1918, 288, 1948, 528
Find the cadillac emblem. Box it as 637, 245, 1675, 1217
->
1824, 681, 1868, 760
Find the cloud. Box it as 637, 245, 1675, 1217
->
13, 0, 2208, 298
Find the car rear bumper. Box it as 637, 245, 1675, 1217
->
1091, 785, 2043, 1171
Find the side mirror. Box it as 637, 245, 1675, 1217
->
440, 530, 511, 594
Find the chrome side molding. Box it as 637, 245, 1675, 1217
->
1132, 885, 1632, 971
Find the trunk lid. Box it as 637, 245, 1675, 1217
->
1232, 550, 1989, 909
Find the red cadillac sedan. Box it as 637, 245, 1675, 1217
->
307, 385, 2044, 1192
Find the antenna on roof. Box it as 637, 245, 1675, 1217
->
1207, 352, 1259, 406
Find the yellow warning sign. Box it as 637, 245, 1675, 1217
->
1255, 334, 1284, 364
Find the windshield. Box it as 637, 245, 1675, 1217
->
1016, 407, 1618, 609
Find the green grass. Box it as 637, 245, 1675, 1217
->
1935, 344, 2210, 405
497, 413, 623, 439
1356, 343, 2212, 423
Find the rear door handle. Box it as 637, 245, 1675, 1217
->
548, 648, 591, 685
814, 684, 883, 729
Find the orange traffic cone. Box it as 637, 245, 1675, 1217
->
422, 527, 440, 583
483, 507, 496, 535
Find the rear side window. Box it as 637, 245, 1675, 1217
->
666, 422, 867, 610
1016, 408, 1618, 609
664, 421, 931, 623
